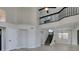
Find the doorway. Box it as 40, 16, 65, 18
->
77, 30, 79, 45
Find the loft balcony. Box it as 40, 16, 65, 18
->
39, 7, 79, 25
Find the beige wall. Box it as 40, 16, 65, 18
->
17, 7, 38, 25
0, 7, 39, 25
0, 7, 18, 24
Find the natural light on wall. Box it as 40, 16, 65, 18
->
58, 33, 68, 40
0, 9, 6, 22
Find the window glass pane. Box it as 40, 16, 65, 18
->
58, 33, 68, 40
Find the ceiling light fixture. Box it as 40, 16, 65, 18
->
45, 7, 48, 11
44, 7, 49, 13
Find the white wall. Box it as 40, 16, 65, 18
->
35, 29, 41, 47
17, 7, 38, 25
71, 29, 77, 45
0, 7, 18, 24
17, 25, 42, 49
6, 27, 18, 50
3, 24, 42, 50
0, 7, 40, 50
0, 7, 38, 26
54, 29, 72, 45
40, 30, 48, 45
17, 29, 28, 48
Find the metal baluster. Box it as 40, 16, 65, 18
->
67, 8, 69, 16
51, 15, 53, 22
70, 7, 72, 16
61, 10, 63, 19
65, 8, 67, 17
59, 12, 61, 20
58, 13, 60, 20
60, 12, 62, 19
72, 7, 75, 16
77, 7, 79, 14
74, 7, 77, 15
55, 14, 57, 21
55, 15, 57, 21
75, 7, 78, 14
73, 7, 77, 16
68, 7, 70, 16
72, 7, 74, 15
62, 9, 64, 18
53, 15, 55, 21
63, 8, 65, 18
69, 7, 71, 16
57, 14, 59, 21
59, 12, 61, 19
54, 15, 56, 21
67, 8, 69, 17
64, 8, 66, 17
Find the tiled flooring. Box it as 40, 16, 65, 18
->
12, 44, 79, 51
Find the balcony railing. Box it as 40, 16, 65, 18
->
39, 7, 79, 25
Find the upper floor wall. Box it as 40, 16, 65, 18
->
0, 7, 39, 26
17, 7, 39, 25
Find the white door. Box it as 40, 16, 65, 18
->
6, 27, 18, 50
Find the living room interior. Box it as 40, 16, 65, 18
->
0, 7, 79, 51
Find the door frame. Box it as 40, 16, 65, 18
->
77, 30, 79, 45
0, 27, 6, 51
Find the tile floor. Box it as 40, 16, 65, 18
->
12, 44, 79, 51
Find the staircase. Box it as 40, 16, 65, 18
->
45, 32, 54, 45
39, 7, 79, 24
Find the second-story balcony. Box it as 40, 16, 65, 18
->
39, 7, 79, 25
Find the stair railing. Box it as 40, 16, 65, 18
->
39, 7, 79, 24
